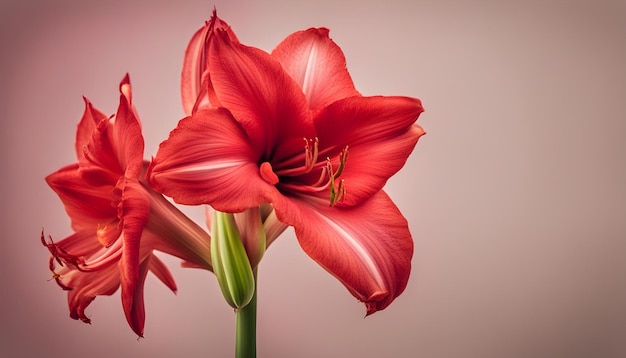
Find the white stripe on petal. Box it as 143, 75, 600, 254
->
169, 159, 248, 174
302, 42, 318, 103
317, 212, 385, 291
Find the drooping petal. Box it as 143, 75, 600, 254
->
271, 27, 360, 110
116, 177, 151, 337
272, 190, 413, 315
181, 10, 239, 115
148, 108, 275, 212
46, 164, 118, 232
121, 251, 152, 337
208, 30, 314, 162
313, 95, 425, 206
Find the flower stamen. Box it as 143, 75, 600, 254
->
304, 137, 319, 174
274, 144, 348, 206
41, 230, 123, 273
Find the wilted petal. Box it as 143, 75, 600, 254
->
271, 28, 360, 110
314, 96, 425, 206
148, 108, 275, 212
273, 191, 413, 315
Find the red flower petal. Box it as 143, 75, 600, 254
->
46, 164, 118, 232
272, 190, 413, 314
181, 10, 239, 115
65, 263, 120, 324
80, 75, 144, 181
148, 109, 275, 212
121, 251, 151, 337
76, 97, 108, 162
112, 75, 144, 178
208, 30, 314, 162
271, 27, 360, 110
142, 185, 213, 270
314, 96, 425, 206
117, 177, 151, 337
147, 253, 178, 293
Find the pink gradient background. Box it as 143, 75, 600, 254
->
2, 0, 625, 357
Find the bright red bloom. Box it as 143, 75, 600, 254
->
43, 75, 212, 336
149, 15, 424, 314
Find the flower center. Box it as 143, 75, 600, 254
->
277, 138, 349, 206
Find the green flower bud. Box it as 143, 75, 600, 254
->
211, 210, 255, 310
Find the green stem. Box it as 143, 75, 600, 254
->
235, 268, 257, 358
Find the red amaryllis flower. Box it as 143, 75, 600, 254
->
148, 18, 424, 314
43, 75, 212, 336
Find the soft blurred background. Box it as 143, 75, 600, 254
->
2, 0, 625, 357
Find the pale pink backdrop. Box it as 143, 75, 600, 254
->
2, 0, 625, 357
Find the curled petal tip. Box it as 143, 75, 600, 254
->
363, 291, 389, 316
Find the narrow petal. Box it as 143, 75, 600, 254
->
208, 31, 314, 162
111, 75, 144, 178
271, 28, 360, 110
148, 109, 275, 212
181, 10, 239, 115
313, 96, 425, 206
148, 253, 178, 292
121, 252, 151, 337
272, 191, 413, 314
117, 177, 151, 337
